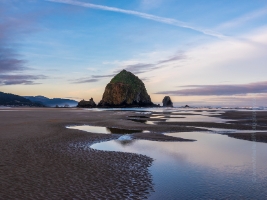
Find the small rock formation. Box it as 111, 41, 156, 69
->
98, 70, 155, 107
185, 105, 190, 108
77, 98, 96, 108
162, 96, 173, 107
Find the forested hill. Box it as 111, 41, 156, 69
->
0, 92, 43, 107
24, 96, 78, 107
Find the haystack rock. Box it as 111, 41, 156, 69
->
98, 70, 155, 107
77, 98, 96, 108
162, 96, 173, 107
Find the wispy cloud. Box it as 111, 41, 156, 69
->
218, 7, 267, 30
92, 74, 115, 79
71, 74, 115, 84
0, 13, 30, 74
0, 3, 47, 85
47, 0, 225, 38
116, 63, 155, 74
156, 81, 267, 96
0, 75, 47, 85
157, 53, 186, 64
71, 78, 99, 84
0, 48, 27, 73
72, 52, 186, 84
115, 52, 186, 74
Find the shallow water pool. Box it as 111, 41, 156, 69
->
91, 131, 267, 199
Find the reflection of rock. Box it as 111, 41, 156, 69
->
116, 139, 135, 146
98, 70, 156, 107
116, 135, 135, 146
162, 96, 173, 107
106, 127, 142, 134
77, 98, 96, 108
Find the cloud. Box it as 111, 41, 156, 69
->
156, 81, 267, 96
0, 50, 27, 73
72, 52, 186, 84
157, 53, 186, 64
70, 74, 116, 84
115, 52, 186, 74
117, 63, 156, 74
0, 2, 47, 85
92, 74, 115, 79
0, 13, 29, 74
218, 7, 267, 30
71, 78, 99, 84
47, 0, 225, 38
0, 75, 47, 85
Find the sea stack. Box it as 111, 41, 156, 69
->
162, 96, 173, 107
77, 98, 96, 108
98, 70, 155, 107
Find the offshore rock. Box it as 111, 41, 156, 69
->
162, 96, 173, 107
77, 98, 96, 108
98, 70, 155, 107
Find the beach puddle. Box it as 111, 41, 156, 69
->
91, 131, 267, 199
127, 119, 156, 125
203, 127, 267, 134
128, 110, 230, 124
164, 114, 231, 123
67, 125, 148, 134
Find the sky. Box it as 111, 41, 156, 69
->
1, 0, 267, 106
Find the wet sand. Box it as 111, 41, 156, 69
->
0, 108, 266, 199
132, 132, 195, 142
157, 121, 267, 130
0, 108, 156, 199
0, 108, 201, 199
220, 110, 267, 127
226, 132, 267, 143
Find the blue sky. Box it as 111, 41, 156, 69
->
1, 0, 267, 106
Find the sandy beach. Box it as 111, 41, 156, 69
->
1, 108, 267, 199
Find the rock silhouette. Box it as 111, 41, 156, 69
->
77, 98, 96, 108
162, 96, 173, 107
98, 70, 155, 107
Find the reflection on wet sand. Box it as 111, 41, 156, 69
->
92, 131, 267, 199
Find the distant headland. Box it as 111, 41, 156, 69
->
1, 70, 177, 108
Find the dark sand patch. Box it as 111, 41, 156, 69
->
128, 115, 150, 118
217, 111, 267, 128
226, 132, 267, 143
167, 113, 202, 115
157, 121, 267, 130
220, 111, 267, 122
132, 132, 195, 142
